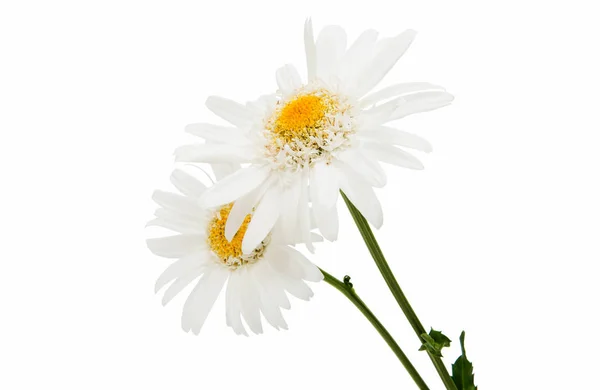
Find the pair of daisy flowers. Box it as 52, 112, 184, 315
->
147, 20, 453, 336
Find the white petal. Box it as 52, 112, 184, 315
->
250, 265, 288, 330
205, 96, 251, 128
337, 165, 383, 228
316, 25, 347, 81
360, 82, 446, 108
277, 175, 302, 242
153, 208, 205, 232
200, 165, 270, 209
358, 126, 432, 153
339, 29, 379, 87
355, 30, 417, 97
390, 91, 454, 120
338, 149, 387, 188
360, 98, 401, 129
267, 254, 314, 301
155, 254, 206, 292
242, 186, 282, 254
281, 246, 323, 283
152, 190, 203, 216
146, 217, 201, 235
146, 234, 204, 259
363, 142, 424, 170
310, 161, 339, 210
304, 18, 316, 81
225, 271, 248, 336
252, 260, 291, 310
162, 269, 203, 306
225, 184, 264, 241
185, 123, 250, 145
181, 267, 228, 334
312, 203, 339, 241
238, 267, 263, 334
276, 64, 302, 96
296, 167, 315, 252
210, 162, 241, 181
169, 169, 206, 198
174, 144, 253, 164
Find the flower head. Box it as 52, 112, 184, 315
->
146, 168, 323, 335
176, 20, 453, 253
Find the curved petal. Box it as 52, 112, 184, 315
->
251, 265, 288, 330
185, 123, 250, 145
205, 96, 251, 128
174, 144, 253, 164
242, 186, 282, 254
339, 29, 379, 88
200, 165, 270, 209
358, 126, 432, 153
360, 82, 446, 108
267, 255, 314, 301
304, 18, 317, 81
316, 25, 347, 81
225, 182, 267, 241
338, 149, 387, 188
363, 142, 424, 170
276, 64, 302, 96
310, 161, 339, 210
338, 165, 383, 228
181, 267, 228, 334
155, 254, 206, 292
312, 202, 339, 241
169, 169, 207, 198
161, 269, 204, 306
252, 259, 291, 310
389, 91, 454, 120
146, 234, 204, 259
238, 267, 263, 334
225, 271, 248, 336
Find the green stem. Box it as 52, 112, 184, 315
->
321, 269, 430, 390
341, 192, 458, 390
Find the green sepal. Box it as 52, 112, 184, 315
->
451, 331, 478, 390
419, 328, 452, 357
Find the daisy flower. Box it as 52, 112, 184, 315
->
176, 20, 453, 253
146, 167, 323, 335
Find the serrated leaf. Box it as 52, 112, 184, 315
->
452, 331, 477, 390
419, 328, 452, 357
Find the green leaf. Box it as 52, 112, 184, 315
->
452, 331, 477, 390
419, 328, 452, 357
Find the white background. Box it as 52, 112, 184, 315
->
1, 1, 599, 389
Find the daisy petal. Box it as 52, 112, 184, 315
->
267, 255, 314, 301
242, 186, 282, 254
338, 165, 383, 228
253, 260, 291, 310
238, 268, 263, 334
304, 18, 317, 81
185, 123, 249, 145
152, 190, 202, 216
146, 234, 203, 259
251, 266, 288, 330
169, 169, 206, 198
155, 255, 205, 293
205, 96, 251, 128
181, 267, 227, 334
162, 270, 203, 306
364, 142, 424, 170
359, 127, 432, 152
356, 29, 417, 97
297, 167, 315, 252
310, 161, 339, 210
200, 165, 270, 209
283, 247, 324, 282
360, 82, 446, 108
338, 149, 387, 188
316, 25, 347, 81
390, 91, 454, 120
174, 144, 253, 164
225, 271, 248, 336
225, 184, 265, 241
339, 29, 379, 87
276, 64, 302, 96
211, 162, 241, 181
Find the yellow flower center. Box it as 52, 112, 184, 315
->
207, 204, 252, 262
272, 93, 333, 143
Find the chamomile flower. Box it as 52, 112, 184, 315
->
146, 167, 323, 335
175, 20, 453, 253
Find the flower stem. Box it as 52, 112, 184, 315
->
341, 192, 458, 390
320, 269, 430, 390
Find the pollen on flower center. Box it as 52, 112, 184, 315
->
274, 94, 328, 140
207, 204, 267, 268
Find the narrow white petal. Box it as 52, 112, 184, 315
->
162, 269, 203, 306
337, 165, 383, 228
169, 169, 206, 198
313, 203, 339, 241
304, 18, 317, 81
297, 167, 315, 252
155, 254, 205, 292
363, 142, 424, 170
211, 162, 241, 181
200, 165, 270, 209
225, 271, 248, 336
316, 25, 347, 81
152, 190, 203, 216
310, 162, 339, 210
153, 208, 205, 232
225, 184, 265, 241
359, 126, 432, 153
267, 255, 314, 301
356, 30, 417, 96
238, 268, 263, 334
276, 64, 302, 96
360, 82, 446, 108
252, 260, 291, 310
242, 186, 282, 254
185, 123, 249, 145
281, 246, 324, 283
338, 149, 387, 188
181, 267, 227, 334
174, 144, 253, 164
390, 91, 454, 120
277, 175, 302, 242
146, 234, 203, 259
250, 266, 288, 330
339, 29, 379, 87
146, 217, 201, 235
360, 98, 401, 129
205, 96, 251, 128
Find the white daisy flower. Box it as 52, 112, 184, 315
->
146, 167, 323, 335
176, 20, 453, 253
